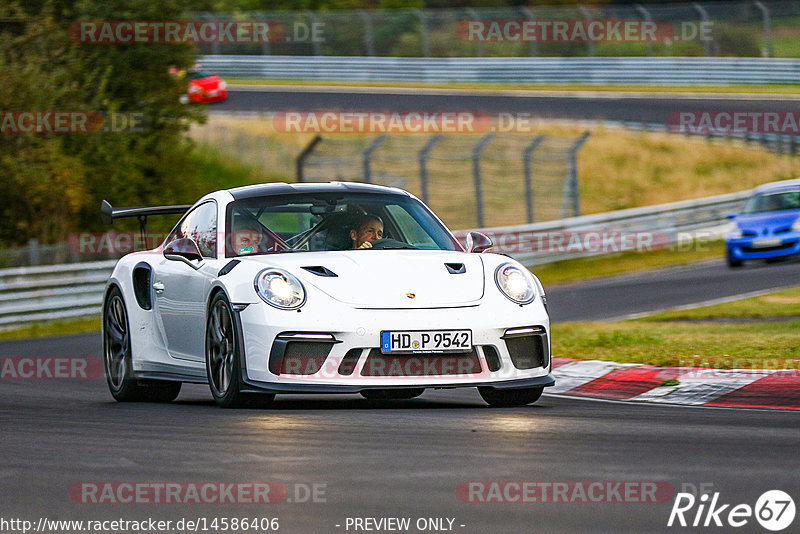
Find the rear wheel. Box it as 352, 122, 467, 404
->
360, 388, 425, 400
206, 292, 274, 408
103, 287, 181, 402
478, 386, 543, 407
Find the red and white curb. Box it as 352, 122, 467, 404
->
550, 358, 800, 409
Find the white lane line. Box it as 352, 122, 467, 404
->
543, 392, 796, 412
228, 84, 800, 101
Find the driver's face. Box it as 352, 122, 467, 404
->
234, 230, 262, 253
351, 221, 384, 248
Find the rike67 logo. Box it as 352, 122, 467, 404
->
668, 489, 795, 531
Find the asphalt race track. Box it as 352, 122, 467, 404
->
2, 260, 799, 533
218, 86, 800, 124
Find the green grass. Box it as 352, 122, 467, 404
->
227, 78, 800, 96
553, 286, 800, 369
0, 317, 100, 341
532, 240, 724, 287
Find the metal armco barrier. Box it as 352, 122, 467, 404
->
200, 55, 800, 85
0, 190, 749, 329
453, 190, 749, 265
0, 261, 116, 329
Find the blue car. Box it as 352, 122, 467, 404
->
725, 178, 800, 268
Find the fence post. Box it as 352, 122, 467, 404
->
28, 239, 40, 266
520, 7, 539, 57
305, 11, 323, 55
693, 3, 712, 56
358, 10, 376, 56
753, 1, 772, 58
472, 133, 495, 227
522, 135, 547, 224
363, 135, 387, 184
465, 8, 484, 57
296, 135, 323, 182
635, 5, 654, 57
578, 6, 595, 57
413, 8, 431, 57
418, 134, 443, 204
562, 132, 590, 218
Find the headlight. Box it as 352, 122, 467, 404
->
254, 269, 306, 310
495, 263, 536, 304
725, 223, 742, 240
218, 81, 227, 90
188, 85, 202, 93
792, 217, 800, 232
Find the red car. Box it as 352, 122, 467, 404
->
182, 69, 228, 104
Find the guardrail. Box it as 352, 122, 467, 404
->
0, 191, 749, 329
0, 261, 116, 329
200, 55, 800, 85
453, 190, 749, 265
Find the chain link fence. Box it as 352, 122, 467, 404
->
193, 1, 800, 58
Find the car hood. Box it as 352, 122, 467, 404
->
735, 209, 800, 234
190, 75, 222, 89
245, 250, 485, 308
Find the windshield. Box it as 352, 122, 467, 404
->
742, 190, 800, 214
225, 192, 462, 257
187, 70, 214, 80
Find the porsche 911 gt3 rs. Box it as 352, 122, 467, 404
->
101, 182, 554, 407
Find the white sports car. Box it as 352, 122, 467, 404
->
101, 182, 554, 408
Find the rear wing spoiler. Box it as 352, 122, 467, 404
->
101, 200, 192, 245
100, 200, 191, 225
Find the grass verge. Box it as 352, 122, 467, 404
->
532, 240, 724, 287
552, 286, 800, 369
0, 317, 100, 341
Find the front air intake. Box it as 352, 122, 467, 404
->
503, 328, 549, 370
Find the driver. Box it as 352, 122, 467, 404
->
232, 219, 264, 255
350, 214, 384, 249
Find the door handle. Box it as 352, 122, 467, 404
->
152, 281, 165, 293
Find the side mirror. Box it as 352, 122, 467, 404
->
725, 212, 737, 219
164, 238, 203, 263
466, 231, 492, 253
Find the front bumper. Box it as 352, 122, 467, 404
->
726, 233, 800, 260
237, 298, 552, 390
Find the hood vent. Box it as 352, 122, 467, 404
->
302, 265, 338, 277
445, 263, 466, 274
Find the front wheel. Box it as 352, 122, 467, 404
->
478, 386, 543, 407
206, 293, 274, 408
726, 254, 743, 268
103, 287, 181, 402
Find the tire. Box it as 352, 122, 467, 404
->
360, 388, 425, 400
103, 287, 181, 402
478, 386, 543, 407
727, 254, 743, 268
206, 292, 274, 408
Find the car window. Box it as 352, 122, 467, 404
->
743, 191, 800, 214
385, 204, 438, 249
225, 192, 460, 257
166, 201, 217, 258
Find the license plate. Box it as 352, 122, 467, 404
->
380, 330, 472, 354
751, 238, 782, 248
